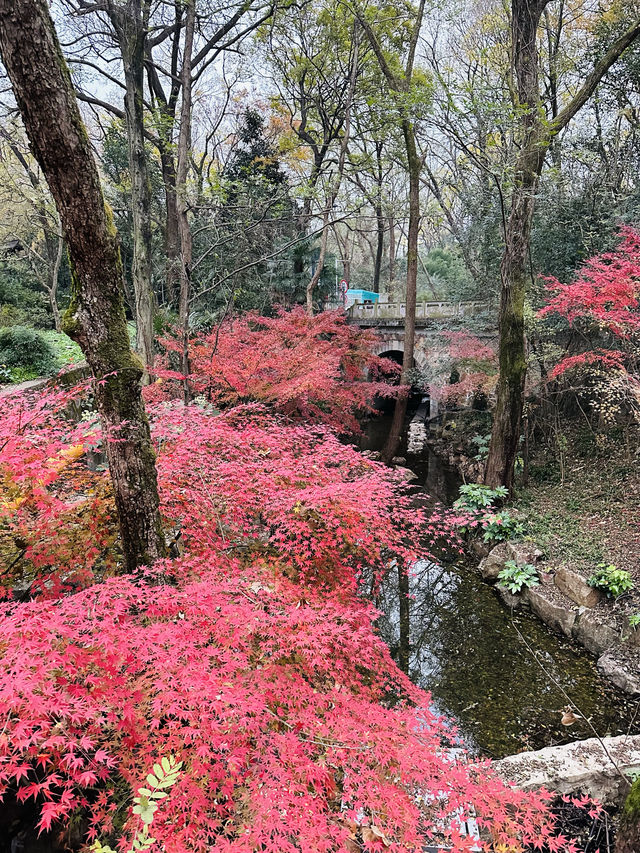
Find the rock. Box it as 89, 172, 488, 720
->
391, 456, 407, 465
506, 541, 545, 565
597, 650, 640, 695
494, 734, 640, 807
361, 450, 381, 460
479, 541, 545, 582
394, 466, 418, 483
525, 586, 576, 638
573, 608, 620, 656
469, 539, 491, 560
479, 542, 511, 581
495, 584, 523, 609
555, 566, 602, 608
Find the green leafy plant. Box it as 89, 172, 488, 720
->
497, 560, 540, 594
481, 511, 526, 543
454, 482, 507, 512
588, 564, 634, 598
91, 755, 183, 853
629, 613, 640, 628
470, 433, 491, 461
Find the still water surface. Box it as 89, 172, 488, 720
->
360, 409, 640, 759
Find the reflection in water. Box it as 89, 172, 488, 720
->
361, 409, 640, 759
377, 559, 639, 758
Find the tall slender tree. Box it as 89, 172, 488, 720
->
353, 0, 429, 464
61, 0, 157, 373
484, 2, 640, 490
0, 0, 166, 570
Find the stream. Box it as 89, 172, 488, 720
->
360, 403, 640, 760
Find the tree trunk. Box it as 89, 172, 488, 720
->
0, 0, 166, 571
397, 561, 410, 675
485, 0, 549, 491
483, 1, 640, 490
116, 0, 155, 378
618, 778, 640, 853
176, 0, 195, 404
382, 119, 419, 463
372, 140, 384, 293
49, 231, 64, 332
305, 26, 359, 315
388, 215, 396, 293
306, 209, 330, 315
159, 145, 180, 304
484, 144, 546, 490
373, 202, 384, 293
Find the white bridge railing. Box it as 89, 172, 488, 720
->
347, 300, 485, 321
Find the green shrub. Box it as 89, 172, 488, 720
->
481, 510, 526, 543
588, 564, 634, 598
497, 560, 540, 593
0, 325, 55, 377
454, 483, 508, 512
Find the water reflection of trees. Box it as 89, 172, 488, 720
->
376, 561, 638, 758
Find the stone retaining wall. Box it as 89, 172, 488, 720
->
480, 542, 640, 695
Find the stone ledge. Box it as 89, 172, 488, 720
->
480, 542, 633, 693
494, 734, 640, 806
598, 649, 640, 695
555, 565, 602, 608
525, 585, 576, 638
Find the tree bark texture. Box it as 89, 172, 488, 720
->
484, 1, 549, 491
0, 0, 166, 571
382, 119, 419, 463
113, 0, 156, 376
176, 0, 195, 403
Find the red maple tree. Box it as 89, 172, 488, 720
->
0, 313, 584, 851
149, 308, 401, 433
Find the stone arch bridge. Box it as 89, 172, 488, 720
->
346, 300, 496, 375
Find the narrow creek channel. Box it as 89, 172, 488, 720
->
359, 405, 640, 760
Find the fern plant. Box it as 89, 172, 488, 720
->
91, 755, 183, 853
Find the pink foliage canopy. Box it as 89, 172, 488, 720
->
0, 311, 584, 851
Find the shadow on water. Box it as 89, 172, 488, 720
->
360, 405, 640, 759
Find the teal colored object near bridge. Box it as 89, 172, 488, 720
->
345, 288, 380, 308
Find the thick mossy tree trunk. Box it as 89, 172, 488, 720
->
484, 0, 548, 492
618, 777, 640, 853
484, 0, 640, 491
0, 0, 166, 571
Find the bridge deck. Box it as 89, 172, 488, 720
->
346, 300, 486, 325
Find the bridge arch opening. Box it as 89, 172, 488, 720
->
378, 350, 413, 383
